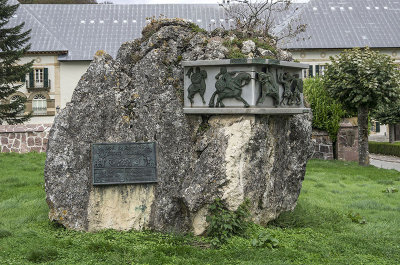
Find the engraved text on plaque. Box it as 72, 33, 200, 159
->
92, 142, 157, 185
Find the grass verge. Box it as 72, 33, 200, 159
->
0, 153, 399, 264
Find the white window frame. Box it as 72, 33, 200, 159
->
34, 68, 44, 88
32, 94, 47, 115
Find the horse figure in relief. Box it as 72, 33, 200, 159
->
209, 67, 251, 108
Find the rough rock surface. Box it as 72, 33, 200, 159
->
258, 48, 275, 58
45, 19, 312, 233
241, 40, 256, 54
277, 48, 294, 61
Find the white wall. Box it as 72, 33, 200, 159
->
291, 48, 400, 77
59, 61, 91, 109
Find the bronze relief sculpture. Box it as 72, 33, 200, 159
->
291, 74, 303, 106
257, 71, 280, 107
209, 67, 251, 108
187, 67, 208, 106
278, 72, 303, 106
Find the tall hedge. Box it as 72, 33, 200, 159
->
303, 77, 346, 142
369, 141, 400, 157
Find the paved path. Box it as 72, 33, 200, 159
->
370, 154, 400, 171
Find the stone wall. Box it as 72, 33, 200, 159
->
0, 124, 51, 153
311, 130, 333, 160
337, 118, 359, 162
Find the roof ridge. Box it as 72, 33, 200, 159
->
20, 4, 69, 52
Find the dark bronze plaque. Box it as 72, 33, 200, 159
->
92, 142, 157, 185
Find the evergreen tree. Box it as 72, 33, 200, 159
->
0, 0, 32, 124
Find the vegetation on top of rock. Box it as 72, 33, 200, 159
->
219, 0, 307, 43
139, 17, 288, 61
223, 37, 277, 59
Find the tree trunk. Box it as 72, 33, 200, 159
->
389, 124, 395, 143
358, 105, 369, 166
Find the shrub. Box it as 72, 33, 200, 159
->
251, 231, 279, 249
369, 141, 400, 157
206, 198, 250, 246
303, 77, 347, 142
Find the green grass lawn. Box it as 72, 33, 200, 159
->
1, 153, 400, 264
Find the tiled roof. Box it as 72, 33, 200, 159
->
7, 1, 67, 53
15, 3, 301, 61
9, 0, 400, 60
284, 0, 400, 50
24, 4, 229, 60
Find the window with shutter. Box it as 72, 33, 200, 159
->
29, 70, 34, 88
34, 69, 44, 88
309, 65, 314, 77
44, 68, 48, 88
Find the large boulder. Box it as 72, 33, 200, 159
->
44, 19, 312, 233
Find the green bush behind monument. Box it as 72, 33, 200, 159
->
303, 77, 347, 143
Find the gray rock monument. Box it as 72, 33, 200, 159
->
44, 19, 313, 234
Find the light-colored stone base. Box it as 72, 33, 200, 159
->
87, 185, 155, 231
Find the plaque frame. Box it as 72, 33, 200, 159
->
91, 142, 158, 185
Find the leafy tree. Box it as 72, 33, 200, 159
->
372, 102, 400, 143
303, 77, 347, 143
0, 0, 32, 125
219, 0, 307, 43
324, 47, 400, 166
